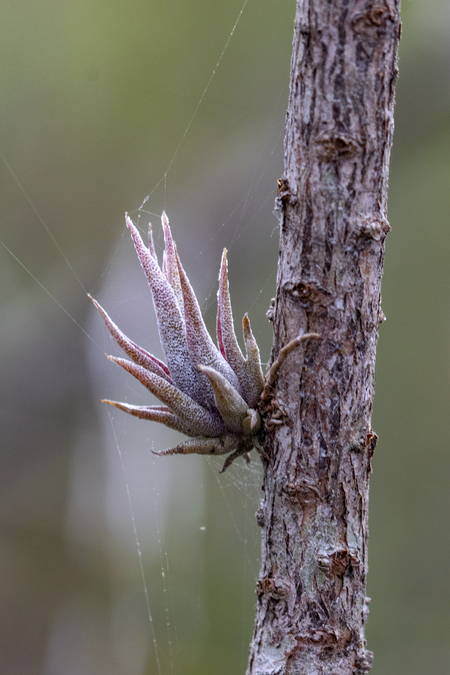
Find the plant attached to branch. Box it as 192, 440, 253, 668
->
90, 212, 269, 472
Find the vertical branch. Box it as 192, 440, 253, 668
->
248, 2, 401, 674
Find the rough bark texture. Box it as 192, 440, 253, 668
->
247, 2, 401, 674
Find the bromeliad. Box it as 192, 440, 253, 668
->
90, 212, 266, 471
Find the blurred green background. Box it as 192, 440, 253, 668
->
1, 1, 449, 673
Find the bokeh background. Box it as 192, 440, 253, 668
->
1, 1, 449, 674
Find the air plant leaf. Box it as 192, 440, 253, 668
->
242, 314, 265, 408
154, 435, 239, 457
217, 250, 264, 408
175, 246, 241, 392
89, 294, 173, 383
125, 214, 208, 407
161, 211, 184, 316
217, 249, 246, 376
197, 364, 249, 434
102, 400, 196, 435
147, 222, 157, 259
107, 355, 225, 437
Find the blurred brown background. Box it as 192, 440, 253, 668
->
1, 1, 449, 674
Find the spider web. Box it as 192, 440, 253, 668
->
0, 2, 292, 673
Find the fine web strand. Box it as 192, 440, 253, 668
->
223, 80, 287, 252
135, 0, 251, 206
151, 481, 181, 675
206, 458, 262, 573
106, 409, 163, 675
0, 149, 88, 295
137, 85, 286, 285
173, 79, 287, 318
0, 239, 97, 348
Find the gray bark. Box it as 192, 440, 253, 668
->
248, 2, 401, 674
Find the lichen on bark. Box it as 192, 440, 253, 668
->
247, 2, 401, 674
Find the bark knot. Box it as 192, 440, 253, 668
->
354, 649, 374, 674
284, 481, 321, 504
266, 297, 276, 323
352, 4, 395, 37
283, 279, 331, 307
316, 547, 361, 576
316, 133, 361, 160
256, 575, 292, 600
358, 217, 391, 242
275, 177, 297, 209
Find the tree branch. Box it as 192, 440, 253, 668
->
248, 2, 401, 673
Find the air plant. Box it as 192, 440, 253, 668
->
90, 212, 266, 472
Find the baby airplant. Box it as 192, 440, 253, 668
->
90, 213, 266, 472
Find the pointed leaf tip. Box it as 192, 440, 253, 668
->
160, 212, 184, 315
216, 249, 246, 388
91, 296, 173, 381
148, 222, 157, 259
241, 313, 265, 407
100, 400, 197, 435
153, 435, 237, 457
